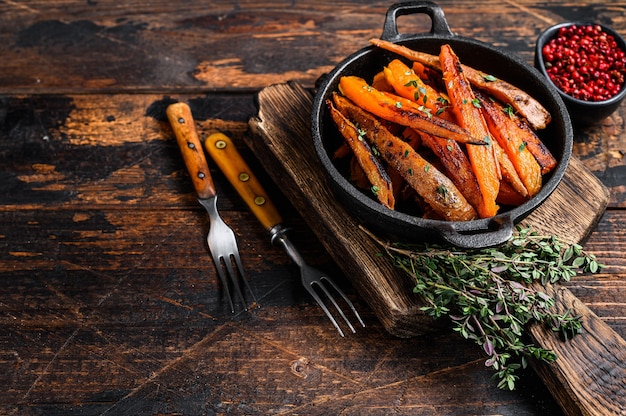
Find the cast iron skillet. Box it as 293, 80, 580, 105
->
311, 1, 573, 248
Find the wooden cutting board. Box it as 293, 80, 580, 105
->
247, 82, 626, 416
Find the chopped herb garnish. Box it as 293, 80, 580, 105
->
471, 98, 481, 108
357, 128, 366, 141
519, 142, 528, 152
368, 226, 604, 391
371, 185, 379, 196
483, 74, 497, 82
418, 105, 432, 118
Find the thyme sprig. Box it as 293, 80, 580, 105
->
373, 226, 604, 390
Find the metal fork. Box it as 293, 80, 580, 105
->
166, 103, 257, 313
204, 132, 365, 336
270, 224, 366, 336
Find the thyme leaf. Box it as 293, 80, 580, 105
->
369, 226, 604, 390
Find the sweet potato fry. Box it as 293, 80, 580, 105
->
478, 93, 544, 195
383, 59, 454, 121
417, 130, 484, 211
332, 93, 477, 221
338, 76, 486, 145
497, 181, 529, 206
333, 142, 351, 159
440, 44, 500, 218
372, 70, 394, 92
369, 38, 552, 130
327, 99, 395, 209
493, 138, 528, 197
511, 118, 558, 175
349, 156, 371, 189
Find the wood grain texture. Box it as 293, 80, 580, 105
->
1, 0, 624, 94
248, 82, 625, 416
1, 89, 623, 416
249, 82, 441, 337
529, 284, 626, 416
1, 0, 625, 415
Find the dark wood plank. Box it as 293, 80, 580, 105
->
1, 1, 625, 415
0, 87, 626, 414
0, 0, 624, 94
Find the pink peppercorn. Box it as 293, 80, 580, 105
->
542, 24, 626, 101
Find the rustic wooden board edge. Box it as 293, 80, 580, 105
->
519, 157, 611, 246
247, 81, 611, 330
247, 81, 441, 337
247, 82, 626, 416
528, 284, 626, 416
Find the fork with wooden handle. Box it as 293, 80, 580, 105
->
166, 103, 257, 313
204, 132, 365, 336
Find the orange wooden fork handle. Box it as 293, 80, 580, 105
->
204, 132, 283, 231
166, 102, 217, 199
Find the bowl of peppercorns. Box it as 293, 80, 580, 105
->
535, 22, 626, 126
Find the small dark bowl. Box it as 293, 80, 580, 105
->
311, 1, 573, 248
535, 22, 626, 127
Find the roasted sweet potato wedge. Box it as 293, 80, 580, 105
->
478, 93, 544, 196
383, 59, 454, 121
327, 99, 395, 209
440, 44, 500, 218
369, 38, 552, 130
332, 93, 477, 221
493, 138, 528, 197
497, 181, 530, 206
338, 76, 485, 145
417, 130, 484, 212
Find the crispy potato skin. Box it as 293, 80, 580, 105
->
369, 38, 552, 130
440, 44, 500, 218
328, 99, 395, 209
479, 93, 544, 196
338, 76, 485, 145
332, 94, 477, 221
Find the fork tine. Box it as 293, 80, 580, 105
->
222, 254, 247, 311
212, 253, 236, 313
320, 276, 366, 328
311, 281, 356, 334
305, 285, 346, 337
231, 252, 259, 307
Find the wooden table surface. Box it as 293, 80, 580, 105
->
1, 1, 625, 415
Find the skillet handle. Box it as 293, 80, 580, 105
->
381, 1, 453, 42
436, 217, 515, 249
